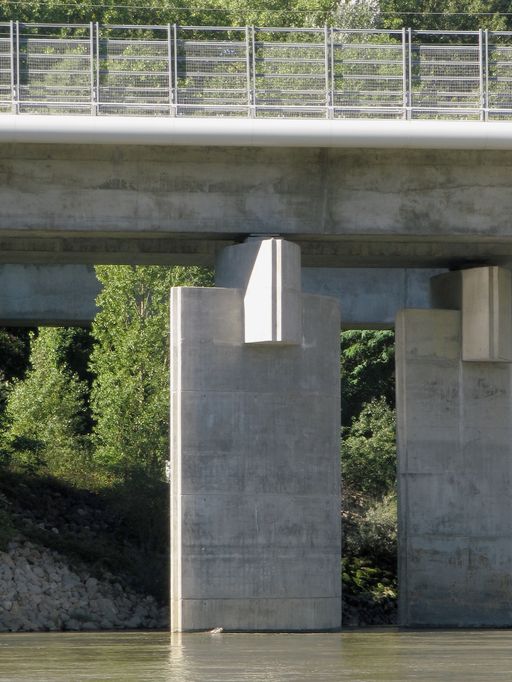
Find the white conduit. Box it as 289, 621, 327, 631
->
2, 115, 512, 149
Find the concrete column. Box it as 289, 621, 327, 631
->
397, 268, 512, 626
170, 238, 341, 631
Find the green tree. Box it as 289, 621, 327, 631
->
2, 327, 91, 480
0, 0, 340, 28
0, 328, 31, 383
340, 331, 397, 611
89, 265, 212, 484
2, 0, 511, 31
342, 396, 396, 499
379, 0, 511, 31
335, 0, 380, 28
0, 328, 31, 417
0, 327, 32, 466
340, 329, 395, 427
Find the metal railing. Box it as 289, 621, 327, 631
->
2, 22, 512, 119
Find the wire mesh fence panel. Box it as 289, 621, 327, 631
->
5, 23, 512, 120
0, 24, 12, 112
253, 28, 327, 117
332, 30, 404, 119
487, 32, 512, 120
18, 24, 92, 114
175, 27, 248, 116
98, 26, 170, 115
255, 107, 329, 118
410, 32, 481, 119
335, 108, 404, 119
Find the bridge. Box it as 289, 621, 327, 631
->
4, 21, 512, 633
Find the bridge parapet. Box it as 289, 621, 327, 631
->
2, 23, 512, 120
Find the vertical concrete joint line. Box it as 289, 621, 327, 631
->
170, 287, 183, 631
489, 268, 495, 360
274, 239, 282, 341
395, 310, 409, 625
272, 238, 278, 341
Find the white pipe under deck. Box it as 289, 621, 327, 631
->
3, 115, 512, 150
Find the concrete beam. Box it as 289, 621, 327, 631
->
0, 264, 445, 328
0, 234, 507, 270
0, 264, 100, 326
303, 267, 446, 329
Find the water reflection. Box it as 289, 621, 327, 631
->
1, 630, 512, 681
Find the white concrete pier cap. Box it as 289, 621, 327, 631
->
216, 237, 302, 345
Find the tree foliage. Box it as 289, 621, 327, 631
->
336, 0, 380, 28
0, 328, 32, 430
342, 396, 396, 500
0, 0, 508, 29
379, 0, 511, 31
89, 265, 212, 484
2, 328, 91, 481
340, 330, 397, 609
0, 329, 31, 384
340, 329, 395, 427
0, 0, 340, 28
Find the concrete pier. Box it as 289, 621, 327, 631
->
170, 238, 341, 631
397, 267, 512, 626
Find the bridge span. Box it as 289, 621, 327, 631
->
3, 22, 512, 632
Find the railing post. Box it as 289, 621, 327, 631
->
9, 20, 16, 114
246, 26, 255, 118
167, 24, 176, 117
14, 20, 19, 114
95, 22, 100, 115
90, 22, 97, 115
478, 28, 486, 121
401, 27, 408, 120
484, 29, 490, 121
324, 25, 333, 119
173, 24, 179, 117
407, 27, 412, 120
330, 28, 336, 118
251, 26, 257, 118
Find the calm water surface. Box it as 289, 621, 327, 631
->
1, 629, 512, 681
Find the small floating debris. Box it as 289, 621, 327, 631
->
209, 627, 223, 634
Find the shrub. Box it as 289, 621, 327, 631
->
342, 397, 396, 500
2, 328, 92, 484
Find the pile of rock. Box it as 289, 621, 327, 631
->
0, 539, 168, 632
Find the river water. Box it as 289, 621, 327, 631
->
1, 629, 512, 681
